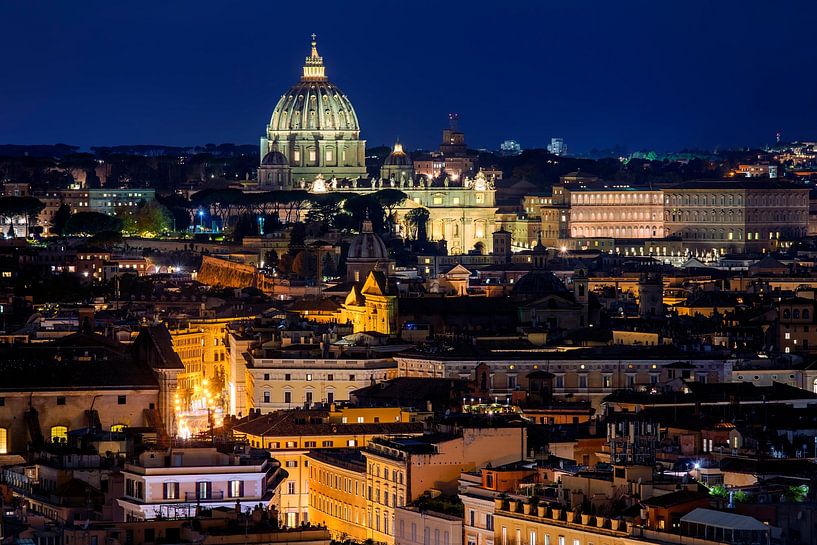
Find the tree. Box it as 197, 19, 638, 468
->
291, 250, 317, 279
52, 203, 71, 236
264, 250, 279, 270
321, 252, 336, 279
87, 230, 124, 249
373, 189, 407, 230
405, 207, 430, 241
341, 194, 385, 232
65, 212, 123, 235
288, 223, 307, 257
0, 195, 45, 238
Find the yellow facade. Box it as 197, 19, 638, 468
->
231, 420, 424, 528
307, 451, 368, 542
340, 272, 397, 335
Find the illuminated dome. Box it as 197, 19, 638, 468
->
260, 36, 367, 185
383, 141, 411, 167
267, 52, 361, 133
380, 140, 415, 184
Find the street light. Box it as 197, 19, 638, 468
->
198, 209, 205, 231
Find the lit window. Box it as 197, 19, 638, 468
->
0, 427, 7, 454
229, 480, 243, 498
51, 426, 68, 443
110, 424, 127, 433
326, 149, 334, 161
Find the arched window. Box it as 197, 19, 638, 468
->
793, 309, 801, 319
51, 426, 68, 443
803, 309, 810, 320
783, 309, 791, 319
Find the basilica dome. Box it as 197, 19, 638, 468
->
268, 78, 360, 133
260, 36, 368, 185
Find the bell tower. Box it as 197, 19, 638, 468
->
573, 266, 589, 327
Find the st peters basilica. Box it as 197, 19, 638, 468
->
256, 36, 499, 255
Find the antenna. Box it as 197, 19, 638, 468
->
448, 113, 459, 131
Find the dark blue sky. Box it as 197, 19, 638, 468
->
2, 1, 815, 153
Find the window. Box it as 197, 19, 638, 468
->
285, 441, 297, 448
229, 480, 244, 498
306, 373, 313, 381
286, 460, 298, 467
284, 391, 291, 404
285, 373, 291, 381
263, 391, 271, 403
347, 439, 357, 447
486, 514, 494, 531
322, 440, 333, 447
264, 373, 270, 380
118, 395, 126, 405
287, 481, 296, 494
0, 428, 7, 454
349, 374, 355, 381
57, 396, 66, 405
328, 374, 334, 381
304, 441, 316, 447
163, 482, 179, 500
578, 375, 588, 389
51, 425, 68, 443
309, 150, 316, 162
196, 481, 212, 499
111, 424, 127, 433
326, 150, 334, 161
305, 391, 313, 404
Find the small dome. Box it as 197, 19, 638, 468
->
383, 141, 411, 167
511, 270, 569, 297
348, 218, 388, 260
261, 150, 288, 166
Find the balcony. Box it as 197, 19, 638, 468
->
184, 491, 225, 502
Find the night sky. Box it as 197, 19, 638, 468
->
2, 1, 816, 153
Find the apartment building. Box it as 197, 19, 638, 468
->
116, 447, 280, 521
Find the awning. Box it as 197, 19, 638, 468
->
681, 508, 768, 531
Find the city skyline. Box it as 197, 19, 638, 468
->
2, 1, 816, 153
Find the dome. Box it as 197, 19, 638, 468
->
511, 270, 569, 297
348, 218, 388, 260
268, 39, 360, 133
261, 150, 288, 166
383, 141, 411, 167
